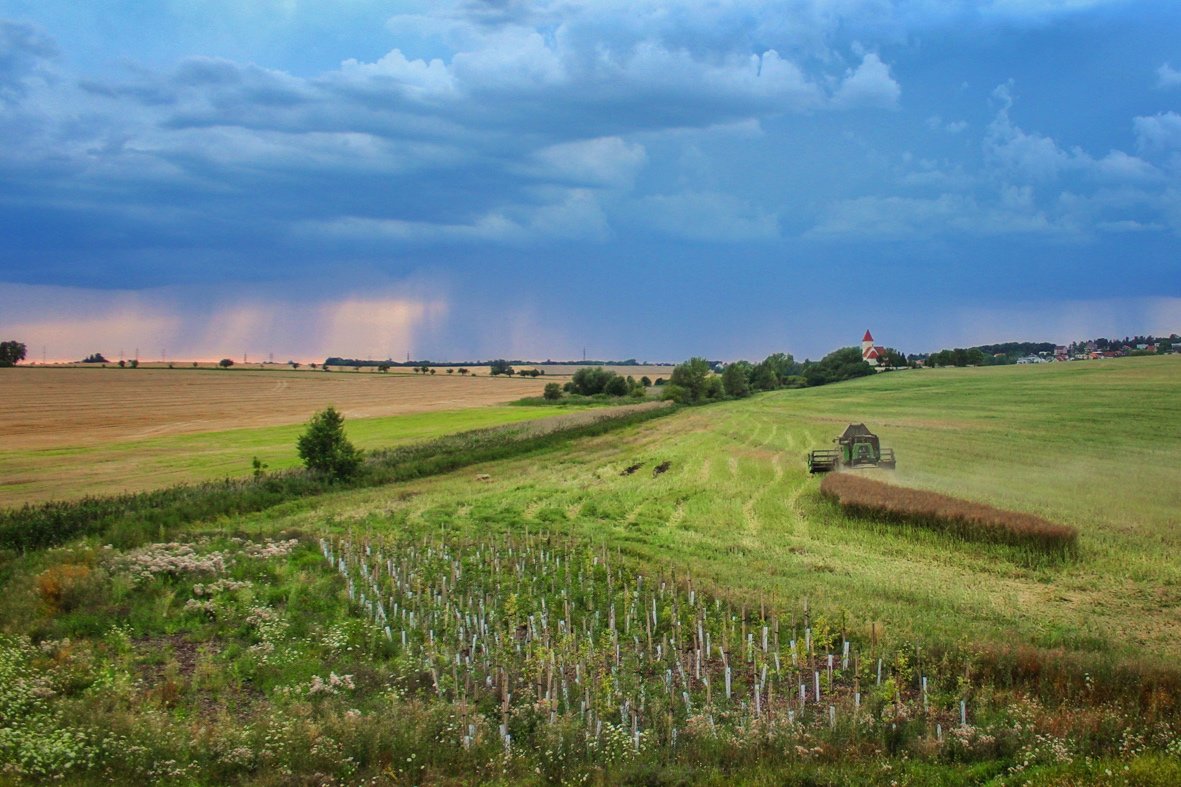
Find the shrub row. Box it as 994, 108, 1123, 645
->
0, 403, 675, 553
818, 472, 1079, 554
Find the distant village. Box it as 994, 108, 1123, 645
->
906, 332, 1181, 368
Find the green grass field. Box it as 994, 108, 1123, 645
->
3, 355, 1179, 783
0, 405, 588, 504
231, 355, 1180, 663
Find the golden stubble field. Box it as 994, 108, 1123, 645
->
1, 367, 553, 450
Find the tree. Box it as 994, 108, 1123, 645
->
721, 361, 752, 398
604, 375, 629, 396
543, 382, 563, 400
0, 340, 27, 366
489, 359, 513, 376
297, 406, 363, 480
668, 357, 713, 403
218, 358, 234, 368
803, 347, 875, 386
640, 376, 652, 387
571, 367, 616, 395
290, 361, 302, 369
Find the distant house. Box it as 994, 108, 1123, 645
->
1016, 355, 1048, 364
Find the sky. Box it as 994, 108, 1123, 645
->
1, 0, 1179, 363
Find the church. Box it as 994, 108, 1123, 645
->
861, 330, 888, 367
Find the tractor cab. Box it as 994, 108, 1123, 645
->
838, 424, 883, 468
807, 423, 896, 473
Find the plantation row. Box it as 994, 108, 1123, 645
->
324, 532, 962, 751
3, 525, 1180, 783
819, 472, 1079, 555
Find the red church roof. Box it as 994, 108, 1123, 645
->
863, 330, 874, 342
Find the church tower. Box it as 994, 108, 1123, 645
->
861, 330, 874, 356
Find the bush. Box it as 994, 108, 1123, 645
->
218, 358, 234, 368
296, 407, 363, 480
571, 367, 618, 395
603, 375, 629, 397
543, 382, 562, 401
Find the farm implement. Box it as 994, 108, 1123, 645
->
807, 423, 896, 474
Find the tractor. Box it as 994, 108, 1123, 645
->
807, 423, 896, 474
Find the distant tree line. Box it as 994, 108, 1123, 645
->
656, 346, 889, 405
323, 356, 672, 369
916, 333, 1180, 367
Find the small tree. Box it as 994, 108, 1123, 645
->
604, 375, 629, 396
297, 406, 363, 480
0, 340, 28, 366
721, 361, 752, 398
543, 382, 562, 400
669, 357, 712, 403
218, 358, 234, 368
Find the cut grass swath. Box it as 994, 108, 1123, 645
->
819, 472, 1078, 555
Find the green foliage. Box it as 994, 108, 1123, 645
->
721, 360, 752, 398
928, 347, 987, 367
570, 366, 616, 395
603, 374, 629, 397
296, 407, 363, 480
543, 382, 562, 400
803, 346, 876, 386
0, 340, 27, 366
218, 358, 234, 368
667, 357, 717, 403
489, 359, 513, 376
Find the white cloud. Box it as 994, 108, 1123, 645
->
1157, 63, 1181, 89
832, 53, 900, 110
1134, 111, 1181, 152
529, 136, 647, 187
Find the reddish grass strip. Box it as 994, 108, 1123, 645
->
819, 472, 1078, 554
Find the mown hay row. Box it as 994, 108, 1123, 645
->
819, 472, 1078, 554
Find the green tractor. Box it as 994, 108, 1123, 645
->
807, 423, 896, 474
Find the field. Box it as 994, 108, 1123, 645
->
246, 354, 1179, 662
1, 367, 556, 450
2, 355, 1180, 782
0, 367, 567, 504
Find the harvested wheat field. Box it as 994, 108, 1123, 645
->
1, 367, 550, 450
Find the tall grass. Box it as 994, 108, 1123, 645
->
0, 403, 675, 553
819, 472, 1078, 555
